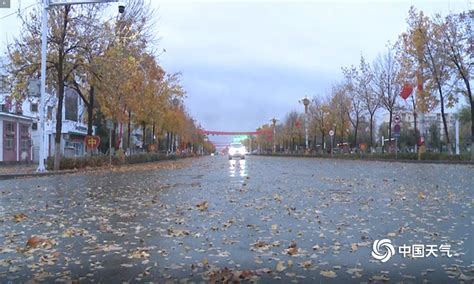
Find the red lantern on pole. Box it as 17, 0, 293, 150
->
295, 120, 301, 129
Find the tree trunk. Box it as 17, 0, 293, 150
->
321, 133, 325, 152
87, 86, 94, 136
369, 114, 374, 151
142, 123, 146, 149
354, 119, 359, 148
457, 66, 473, 160
127, 110, 131, 153
152, 123, 156, 144
388, 111, 393, 144
440, 96, 450, 153
112, 122, 117, 150
53, 74, 65, 171
437, 81, 451, 153
469, 90, 474, 160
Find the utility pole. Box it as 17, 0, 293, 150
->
270, 117, 278, 153
299, 96, 311, 152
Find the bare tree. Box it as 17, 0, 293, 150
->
342, 66, 365, 148
357, 56, 380, 150
310, 96, 331, 151
373, 48, 402, 145
437, 11, 473, 159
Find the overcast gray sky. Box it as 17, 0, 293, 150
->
0, 0, 471, 141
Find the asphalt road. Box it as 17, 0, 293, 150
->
0, 156, 473, 283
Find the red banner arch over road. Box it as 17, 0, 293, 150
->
200, 129, 272, 136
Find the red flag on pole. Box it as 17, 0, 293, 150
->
400, 84, 413, 100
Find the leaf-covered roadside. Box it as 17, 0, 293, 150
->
0, 156, 472, 283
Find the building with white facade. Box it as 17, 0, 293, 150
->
0, 57, 92, 162
382, 111, 457, 140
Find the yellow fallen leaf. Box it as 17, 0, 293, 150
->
196, 201, 209, 211
320, 270, 337, 278
418, 192, 426, 200
350, 243, 358, 252
276, 261, 286, 272
13, 213, 27, 223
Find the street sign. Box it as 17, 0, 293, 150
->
85, 135, 100, 149
329, 130, 334, 137
106, 119, 114, 130
393, 132, 401, 138
394, 114, 401, 124
28, 80, 40, 97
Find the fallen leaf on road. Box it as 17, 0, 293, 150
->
286, 241, 299, 256
418, 192, 426, 200
350, 243, 358, 252
26, 236, 55, 249
276, 261, 286, 272
13, 213, 27, 222
320, 270, 337, 278
196, 201, 209, 211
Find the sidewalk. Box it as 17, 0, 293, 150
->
0, 164, 36, 175
0, 164, 78, 180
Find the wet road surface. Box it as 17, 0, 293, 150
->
0, 156, 473, 283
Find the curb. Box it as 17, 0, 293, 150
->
0, 169, 79, 180
255, 154, 474, 165
0, 155, 198, 181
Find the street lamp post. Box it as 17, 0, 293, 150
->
270, 117, 278, 153
299, 96, 311, 152
37, 0, 48, 172
37, 0, 119, 172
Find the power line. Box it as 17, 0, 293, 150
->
0, 2, 38, 21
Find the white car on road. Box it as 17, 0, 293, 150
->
228, 142, 247, 160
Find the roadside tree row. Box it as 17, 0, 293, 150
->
257, 7, 472, 159
6, 0, 212, 169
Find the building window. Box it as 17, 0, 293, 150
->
20, 125, 29, 134
74, 142, 83, 156
5, 122, 14, 133
32, 122, 38, 130
5, 136, 13, 150
30, 103, 38, 112
21, 140, 28, 151
65, 140, 84, 156
0, 75, 9, 93
65, 89, 78, 121
47, 106, 53, 120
